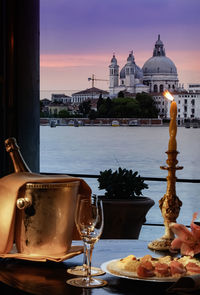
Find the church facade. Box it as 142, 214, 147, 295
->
109, 35, 179, 97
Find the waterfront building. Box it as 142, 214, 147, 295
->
47, 103, 70, 116
152, 93, 168, 118
40, 98, 51, 106
109, 35, 179, 97
187, 84, 200, 93
166, 91, 200, 123
71, 87, 109, 103
51, 93, 71, 103
45, 94, 72, 116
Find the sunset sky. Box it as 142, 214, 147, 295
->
40, 0, 200, 97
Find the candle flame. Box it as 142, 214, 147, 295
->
163, 90, 174, 101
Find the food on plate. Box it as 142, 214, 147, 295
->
107, 253, 200, 279
169, 260, 186, 277
170, 212, 200, 256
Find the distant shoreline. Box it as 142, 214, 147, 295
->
40, 117, 164, 127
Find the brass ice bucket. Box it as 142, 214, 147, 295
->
15, 181, 80, 255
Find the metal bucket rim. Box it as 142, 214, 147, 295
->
25, 181, 80, 189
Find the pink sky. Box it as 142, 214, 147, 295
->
40, 49, 200, 93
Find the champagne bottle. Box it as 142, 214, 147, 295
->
5, 137, 31, 172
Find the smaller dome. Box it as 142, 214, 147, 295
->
120, 64, 143, 79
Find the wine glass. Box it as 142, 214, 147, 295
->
66, 196, 107, 288
67, 243, 105, 276
67, 195, 105, 277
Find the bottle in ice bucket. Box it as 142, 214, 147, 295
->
5, 137, 31, 172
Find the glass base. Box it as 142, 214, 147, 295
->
67, 265, 105, 276
67, 277, 107, 288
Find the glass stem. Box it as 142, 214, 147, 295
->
82, 242, 87, 271
85, 242, 94, 282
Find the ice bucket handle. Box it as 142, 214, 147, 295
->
16, 196, 32, 210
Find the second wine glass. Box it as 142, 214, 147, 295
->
67, 196, 107, 288
67, 195, 105, 277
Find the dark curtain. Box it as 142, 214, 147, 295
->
0, 0, 40, 176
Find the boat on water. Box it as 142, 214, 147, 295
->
128, 120, 140, 126
193, 122, 199, 128
74, 119, 79, 127
49, 119, 57, 127
185, 122, 190, 128
111, 120, 120, 127
68, 119, 83, 127
68, 120, 74, 126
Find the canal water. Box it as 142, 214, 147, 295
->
40, 125, 200, 239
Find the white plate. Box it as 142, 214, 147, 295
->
101, 259, 177, 282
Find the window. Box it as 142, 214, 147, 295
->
153, 85, 158, 92
39, 0, 200, 235
126, 68, 129, 75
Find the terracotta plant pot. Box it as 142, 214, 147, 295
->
100, 196, 155, 239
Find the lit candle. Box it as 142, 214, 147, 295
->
163, 90, 177, 152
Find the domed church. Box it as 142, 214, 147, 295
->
109, 35, 179, 97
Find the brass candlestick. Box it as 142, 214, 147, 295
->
148, 149, 183, 250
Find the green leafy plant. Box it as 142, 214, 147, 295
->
97, 167, 148, 199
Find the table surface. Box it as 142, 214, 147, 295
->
0, 239, 176, 295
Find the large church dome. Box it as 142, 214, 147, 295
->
143, 56, 177, 75
142, 35, 178, 93
142, 35, 177, 75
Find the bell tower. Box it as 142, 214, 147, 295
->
109, 54, 119, 92
125, 51, 135, 92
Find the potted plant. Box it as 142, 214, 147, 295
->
97, 167, 155, 239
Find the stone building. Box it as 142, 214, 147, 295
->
71, 87, 109, 103
109, 35, 179, 97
